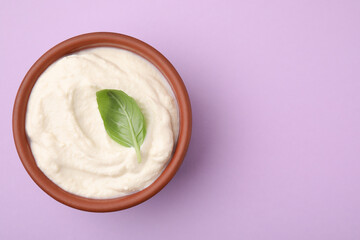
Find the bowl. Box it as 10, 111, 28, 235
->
12, 32, 192, 212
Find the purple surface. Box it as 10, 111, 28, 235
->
1, 0, 360, 239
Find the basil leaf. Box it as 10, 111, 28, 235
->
96, 89, 146, 163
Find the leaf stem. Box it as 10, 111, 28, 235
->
134, 143, 142, 163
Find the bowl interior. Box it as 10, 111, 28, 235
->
13, 32, 191, 212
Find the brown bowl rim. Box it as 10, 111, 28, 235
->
12, 32, 192, 212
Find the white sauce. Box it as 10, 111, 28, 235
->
26, 47, 179, 198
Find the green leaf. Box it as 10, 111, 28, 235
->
96, 89, 146, 163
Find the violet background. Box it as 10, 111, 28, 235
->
1, 0, 360, 239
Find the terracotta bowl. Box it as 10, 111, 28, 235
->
12, 32, 192, 212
